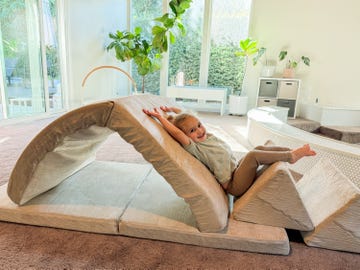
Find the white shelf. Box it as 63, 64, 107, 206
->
256, 77, 301, 119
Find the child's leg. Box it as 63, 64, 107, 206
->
254, 145, 291, 151
227, 144, 316, 197
227, 149, 292, 197
255, 140, 291, 151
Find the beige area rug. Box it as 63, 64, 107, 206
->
0, 112, 359, 269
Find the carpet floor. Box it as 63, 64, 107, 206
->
0, 112, 359, 270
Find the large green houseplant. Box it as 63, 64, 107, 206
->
228, 38, 265, 115
234, 37, 265, 95
106, 0, 192, 93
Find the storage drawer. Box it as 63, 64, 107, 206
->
259, 80, 278, 97
277, 99, 296, 117
257, 98, 277, 107
278, 80, 298, 99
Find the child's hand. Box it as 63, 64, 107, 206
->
143, 108, 162, 119
160, 106, 181, 114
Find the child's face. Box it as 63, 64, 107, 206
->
180, 116, 207, 143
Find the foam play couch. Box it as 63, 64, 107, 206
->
0, 94, 359, 255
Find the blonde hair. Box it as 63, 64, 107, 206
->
167, 113, 197, 131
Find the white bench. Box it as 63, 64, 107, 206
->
166, 86, 227, 115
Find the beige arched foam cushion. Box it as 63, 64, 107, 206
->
7, 95, 229, 233
7, 101, 114, 205
107, 95, 229, 232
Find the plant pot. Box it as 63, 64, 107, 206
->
229, 95, 248, 115
282, 68, 295, 78
261, 65, 276, 77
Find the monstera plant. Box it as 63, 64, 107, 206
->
107, 0, 192, 93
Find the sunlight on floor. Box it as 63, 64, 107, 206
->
0, 137, 10, 144
234, 125, 248, 138
207, 123, 248, 153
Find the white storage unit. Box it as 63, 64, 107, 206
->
256, 77, 301, 119
257, 98, 277, 107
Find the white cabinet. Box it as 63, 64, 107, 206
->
256, 77, 301, 118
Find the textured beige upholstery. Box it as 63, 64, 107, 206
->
119, 168, 290, 255
1, 162, 152, 234
7, 95, 228, 233
0, 161, 290, 254
107, 95, 229, 232
232, 162, 313, 231
7, 102, 114, 205
298, 158, 360, 253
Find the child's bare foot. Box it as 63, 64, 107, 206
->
290, 144, 316, 164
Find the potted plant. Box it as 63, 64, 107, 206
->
228, 38, 265, 115
106, 0, 192, 93
234, 38, 266, 94
278, 50, 310, 78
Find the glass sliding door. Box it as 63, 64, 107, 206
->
168, 0, 204, 87
167, 0, 252, 94
42, 0, 62, 111
208, 0, 252, 94
0, 0, 63, 120
130, 0, 162, 95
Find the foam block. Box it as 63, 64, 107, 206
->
297, 158, 360, 253
7, 101, 115, 205
107, 95, 229, 232
120, 168, 290, 255
232, 162, 313, 231
0, 162, 152, 234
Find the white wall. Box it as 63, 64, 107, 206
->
65, 0, 128, 108
245, 0, 360, 115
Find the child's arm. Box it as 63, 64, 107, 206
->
143, 108, 190, 146
160, 106, 182, 114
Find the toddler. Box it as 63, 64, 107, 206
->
143, 106, 316, 197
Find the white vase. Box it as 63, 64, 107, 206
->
261, 66, 276, 77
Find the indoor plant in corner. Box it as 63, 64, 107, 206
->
278, 50, 310, 78
106, 0, 192, 94
228, 38, 265, 115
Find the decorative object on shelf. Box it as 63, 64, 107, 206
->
256, 77, 301, 119
260, 65, 276, 77
106, 0, 192, 93
278, 50, 310, 78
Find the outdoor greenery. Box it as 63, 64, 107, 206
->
1, 0, 59, 86
107, 0, 193, 93
168, 6, 249, 95
109, 0, 250, 96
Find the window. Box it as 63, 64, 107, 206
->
168, 0, 204, 87
130, 0, 163, 95
208, 0, 252, 94
0, 0, 63, 120
168, 0, 252, 95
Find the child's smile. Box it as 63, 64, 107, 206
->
181, 116, 207, 143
